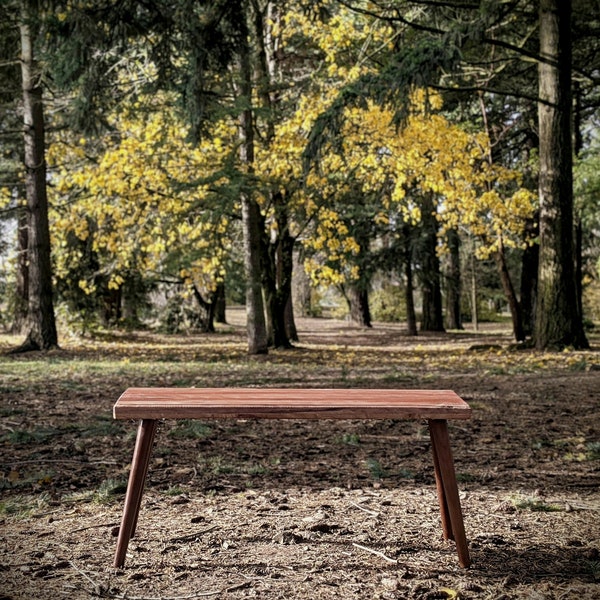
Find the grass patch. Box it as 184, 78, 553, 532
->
1, 427, 65, 445
585, 560, 600, 581
510, 494, 563, 512
197, 456, 236, 475
62, 489, 95, 504
169, 420, 212, 440
0, 405, 25, 417
336, 433, 361, 446
564, 441, 600, 462
380, 372, 416, 384
162, 485, 186, 496
531, 438, 556, 450
0, 493, 51, 518
365, 458, 387, 480
63, 478, 128, 505
81, 416, 125, 437
0, 468, 55, 491
244, 463, 269, 476
568, 359, 588, 372
92, 478, 128, 504
396, 468, 415, 479
586, 442, 600, 460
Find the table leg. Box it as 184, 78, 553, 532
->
428, 419, 471, 568
113, 419, 158, 568
430, 424, 453, 541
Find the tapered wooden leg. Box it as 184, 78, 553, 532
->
430, 424, 453, 541
113, 419, 158, 568
428, 419, 471, 568
130, 421, 158, 540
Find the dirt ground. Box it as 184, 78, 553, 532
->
1, 314, 599, 599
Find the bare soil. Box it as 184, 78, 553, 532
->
1, 314, 599, 599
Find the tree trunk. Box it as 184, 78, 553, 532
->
535, 0, 588, 349
16, 8, 58, 351
214, 282, 226, 324
520, 216, 539, 338
444, 228, 462, 330
469, 250, 479, 331
494, 243, 524, 342
575, 219, 583, 325
263, 238, 294, 348
191, 285, 216, 333
573, 82, 584, 328
102, 286, 122, 326
275, 222, 296, 346
284, 294, 298, 342
419, 195, 444, 332
253, 2, 295, 348
403, 224, 417, 336
241, 196, 268, 353
11, 206, 29, 333
345, 284, 372, 327
292, 249, 312, 317
261, 192, 295, 348
238, 26, 268, 355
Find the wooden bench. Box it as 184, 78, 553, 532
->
112, 388, 472, 568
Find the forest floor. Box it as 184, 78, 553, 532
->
1, 310, 599, 600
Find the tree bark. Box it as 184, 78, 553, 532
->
191, 285, 216, 333
263, 199, 295, 348
16, 7, 58, 351
240, 194, 268, 353
238, 22, 268, 355
573, 82, 584, 328
535, 0, 588, 349
494, 242, 524, 342
403, 223, 417, 336
444, 228, 462, 330
284, 294, 298, 342
11, 206, 29, 333
520, 215, 539, 338
345, 284, 372, 327
214, 282, 226, 324
419, 194, 444, 332
344, 213, 372, 328
469, 247, 479, 331
253, 1, 296, 348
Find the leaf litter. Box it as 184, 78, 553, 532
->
0, 315, 599, 599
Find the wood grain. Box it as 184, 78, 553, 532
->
113, 388, 471, 421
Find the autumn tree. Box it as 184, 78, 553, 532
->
309, 0, 597, 348
302, 83, 535, 338
48, 94, 238, 332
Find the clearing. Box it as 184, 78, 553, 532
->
1, 312, 599, 599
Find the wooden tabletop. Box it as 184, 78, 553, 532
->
113, 388, 471, 421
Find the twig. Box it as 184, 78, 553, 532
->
68, 559, 103, 590
72, 522, 119, 533
170, 524, 218, 543
352, 542, 398, 564
349, 501, 379, 517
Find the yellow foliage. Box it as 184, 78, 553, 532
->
48, 93, 235, 294
46, 3, 537, 301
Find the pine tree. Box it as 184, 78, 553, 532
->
12, 1, 58, 351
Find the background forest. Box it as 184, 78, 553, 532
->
1, 4, 600, 599
0, 0, 599, 352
